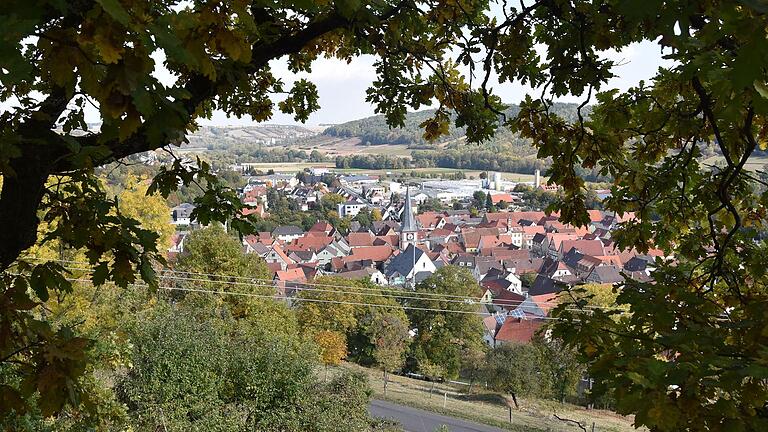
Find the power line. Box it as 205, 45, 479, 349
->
46, 263, 624, 314
23, 257, 626, 312
35, 257, 493, 300
50, 268, 570, 314
54, 276, 575, 320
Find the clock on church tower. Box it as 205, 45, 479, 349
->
400, 187, 419, 250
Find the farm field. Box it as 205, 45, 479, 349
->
245, 162, 540, 182
290, 136, 417, 157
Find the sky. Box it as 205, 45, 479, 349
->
1, 27, 673, 128
203, 40, 672, 127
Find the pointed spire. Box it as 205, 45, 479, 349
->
401, 187, 418, 232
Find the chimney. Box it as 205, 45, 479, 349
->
534, 169, 541, 188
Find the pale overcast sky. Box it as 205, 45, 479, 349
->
203, 40, 672, 126
1, 36, 672, 128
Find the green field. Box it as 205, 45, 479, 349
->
245, 162, 539, 182
338, 363, 640, 432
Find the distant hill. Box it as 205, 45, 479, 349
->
186, 124, 323, 149
321, 102, 586, 155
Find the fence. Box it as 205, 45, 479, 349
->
376, 374, 605, 432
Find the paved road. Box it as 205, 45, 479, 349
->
369, 399, 506, 432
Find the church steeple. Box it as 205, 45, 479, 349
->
400, 187, 419, 250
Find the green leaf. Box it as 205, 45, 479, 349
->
336, 0, 361, 18
95, 0, 130, 26
92, 262, 109, 286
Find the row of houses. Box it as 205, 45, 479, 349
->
169, 171, 657, 348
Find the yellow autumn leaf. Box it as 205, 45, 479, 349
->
759, 139, 768, 151
584, 342, 597, 356
94, 33, 124, 64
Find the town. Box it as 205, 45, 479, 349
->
4, 1, 762, 431
169, 166, 659, 347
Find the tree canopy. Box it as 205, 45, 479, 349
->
407, 266, 485, 380
3, 0, 768, 429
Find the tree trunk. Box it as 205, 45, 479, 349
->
510, 392, 519, 409
0, 163, 48, 270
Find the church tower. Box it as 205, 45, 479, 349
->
400, 187, 419, 250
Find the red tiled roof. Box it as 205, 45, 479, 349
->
416, 212, 444, 229
530, 293, 559, 313
444, 242, 465, 254
586, 210, 604, 222
271, 244, 294, 265
344, 245, 394, 263
373, 234, 399, 247
443, 223, 459, 232
522, 225, 545, 235
288, 235, 334, 252
430, 228, 454, 237
546, 233, 580, 251
490, 193, 515, 204
485, 211, 556, 226
309, 221, 334, 232
483, 315, 498, 333
330, 257, 344, 271
347, 232, 374, 247
495, 319, 544, 344
488, 249, 531, 260
274, 267, 306, 282
241, 205, 267, 217
560, 239, 605, 256
595, 255, 624, 266
462, 228, 501, 249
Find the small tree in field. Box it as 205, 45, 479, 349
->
314, 330, 347, 382
419, 360, 447, 397
481, 343, 542, 409
370, 313, 410, 393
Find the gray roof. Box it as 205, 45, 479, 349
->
249, 242, 270, 255
413, 271, 433, 283
590, 265, 624, 284
373, 220, 400, 235
321, 244, 339, 256
172, 203, 195, 219
384, 244, 425, 277
337, 267, 378, 280
528, 275, 560, 296
401, 187, 418, 232
624, 255, 654, 272
509, 296, 546, 318
290, 250, 316, 261
341, 175, 377, 182
272, 225, 304, 236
